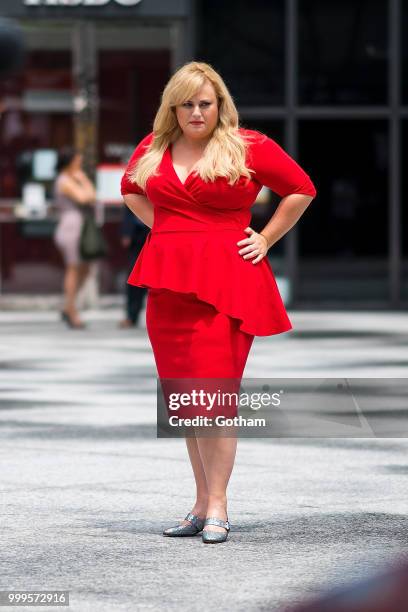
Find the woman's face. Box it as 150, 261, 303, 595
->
175, 79, 219, 142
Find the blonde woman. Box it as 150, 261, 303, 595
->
121, 61, 317, 543
53, 148, 96, 329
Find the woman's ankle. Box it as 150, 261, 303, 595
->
207, 493, 227, 503
63, 305, 76, 315
206, 494, 227, 513
192, 496, 208, 517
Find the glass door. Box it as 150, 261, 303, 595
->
0, 21, 74, 294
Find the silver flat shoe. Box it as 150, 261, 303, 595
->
162, 513, 205, 537
202, 517, 230, 543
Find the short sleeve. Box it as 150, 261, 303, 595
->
246, 130, 317, 198
120, 131, 154, 196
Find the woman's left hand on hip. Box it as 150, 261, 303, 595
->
237, 227, 269, 264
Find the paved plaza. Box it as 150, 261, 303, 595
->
0, 306, 408, 611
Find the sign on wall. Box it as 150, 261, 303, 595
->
24, 0, 143, 5
0, 0, 188, 17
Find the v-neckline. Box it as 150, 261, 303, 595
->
167, 143, 202, 188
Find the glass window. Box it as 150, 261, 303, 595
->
298, 119, 389, 302
98, 48, 170, 164
197, 0, 285, 106
298, 0, 388, 105
401, 121, 408, 300
402, 2, 408, 104
0, 49, 73, 199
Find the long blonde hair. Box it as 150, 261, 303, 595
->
128, 61, 255, 189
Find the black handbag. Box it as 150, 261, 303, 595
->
79, 205, 108, 261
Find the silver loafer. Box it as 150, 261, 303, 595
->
162, 512, 205, 537
202, 517, 230, 543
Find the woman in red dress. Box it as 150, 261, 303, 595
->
121, 61, 316, 544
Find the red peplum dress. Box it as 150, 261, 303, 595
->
121, 128, 316, 420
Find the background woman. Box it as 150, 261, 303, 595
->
121, 61, 316, 544
53, 147, 96, 329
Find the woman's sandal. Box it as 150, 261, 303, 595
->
202, 517, 231, 544
162, 513, 205, 537
61, 310, 87, 329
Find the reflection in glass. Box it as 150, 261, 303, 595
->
298, 120, 388, 302
198, 0, 284, 106
401, 122, 408, 299
0, 50, 73, 199
298, 0, 388, 105
402, 3, 408, 104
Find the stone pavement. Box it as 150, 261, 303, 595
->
0, 307, 408, 611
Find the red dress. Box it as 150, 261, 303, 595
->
121, 128, 316, 420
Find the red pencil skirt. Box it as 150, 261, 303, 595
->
146, 288, 254, 420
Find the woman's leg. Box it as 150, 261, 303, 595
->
187, 316, 251, 536
195, 431, 237, 533
62, 262, 89, 324
146, 289, 251, 532
178, 435, 209, 526
62, 264, 80, 317
77, 261, 91, 290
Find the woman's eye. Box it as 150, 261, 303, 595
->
182, 102, 211, 108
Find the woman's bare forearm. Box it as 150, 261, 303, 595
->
260, 193, 314, 249
80, 179, 96, 201
85, 184, 97, 201
123, 194, 154, 228
72, 171, 97, 201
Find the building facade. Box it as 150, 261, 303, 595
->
0, 0, 406, 308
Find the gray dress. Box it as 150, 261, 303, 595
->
53, 174, 85, 266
